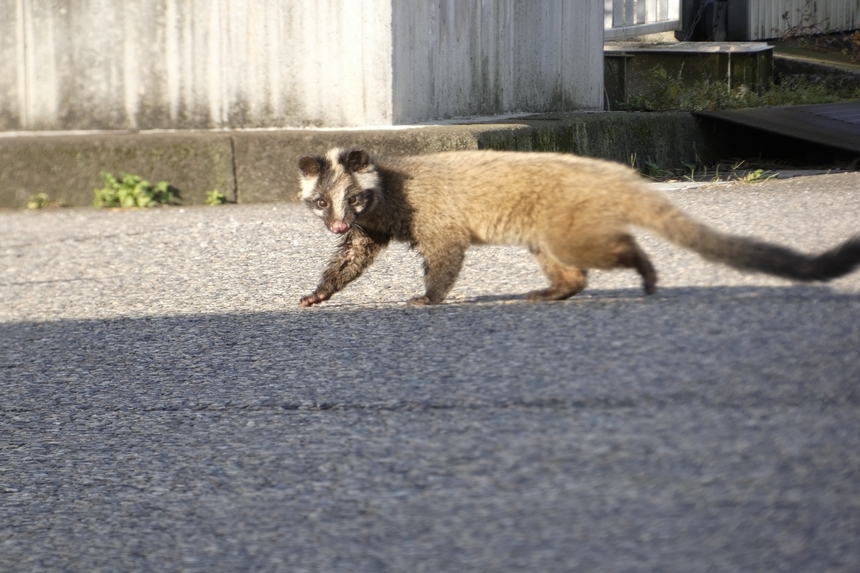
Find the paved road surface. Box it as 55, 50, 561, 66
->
2, 172, 860, 572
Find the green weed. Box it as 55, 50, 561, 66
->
644, 159, 674, 180
94, 172, 178, 208
27, 193, 51, 209
738, 169, 776, 183
206, 189, 226, 206
641, 158, 783, 184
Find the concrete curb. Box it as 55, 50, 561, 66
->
1, 111, 720, 209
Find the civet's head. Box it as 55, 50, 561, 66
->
298, 148, 381, 234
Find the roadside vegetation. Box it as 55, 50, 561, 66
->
619, 68, 859, 112
26, 193, 53, 209
633, 154, 784, 184
622, 21, 860, 113
90, 172, 226, 208
93, 172, 178, 208
206, 189, 226, 206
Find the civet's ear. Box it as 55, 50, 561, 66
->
298, 155, 322, 177
344, 149, 370, 173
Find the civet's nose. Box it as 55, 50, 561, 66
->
329, 221, 350, 234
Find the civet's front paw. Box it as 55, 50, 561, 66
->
407, 295, 442, 306
299, 292, 331, 307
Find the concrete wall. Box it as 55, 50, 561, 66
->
0, 0, 603, 131
391, 1, 604, 122
0, 0, 393, 129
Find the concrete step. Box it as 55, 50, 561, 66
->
0, 112, 722, 210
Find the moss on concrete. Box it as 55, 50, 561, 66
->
473, 112, 718, 171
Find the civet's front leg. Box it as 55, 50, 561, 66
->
300, 228, 389, 307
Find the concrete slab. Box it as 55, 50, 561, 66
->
0, 111, 722, 209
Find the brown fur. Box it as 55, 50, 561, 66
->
297, 148, 860, 306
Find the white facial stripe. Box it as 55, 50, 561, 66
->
329, 180, 349, 221
325, 148, 342, 163
299, 175, 319, 200
321, 148, 350, 220
354, 170, 379, 191
326, 148, 346, 180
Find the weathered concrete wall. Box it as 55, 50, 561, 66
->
0, 0, 603, 130
0, 0, 393, 129
390, 1, 604, 122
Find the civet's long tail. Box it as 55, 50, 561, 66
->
629, 191, 860, 282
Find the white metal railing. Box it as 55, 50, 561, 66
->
604, 0, 681, 40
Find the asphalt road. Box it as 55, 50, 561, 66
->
2, 172, 860, 572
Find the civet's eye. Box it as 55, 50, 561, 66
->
315, 198, 328, 209
347, 195, 359, 206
